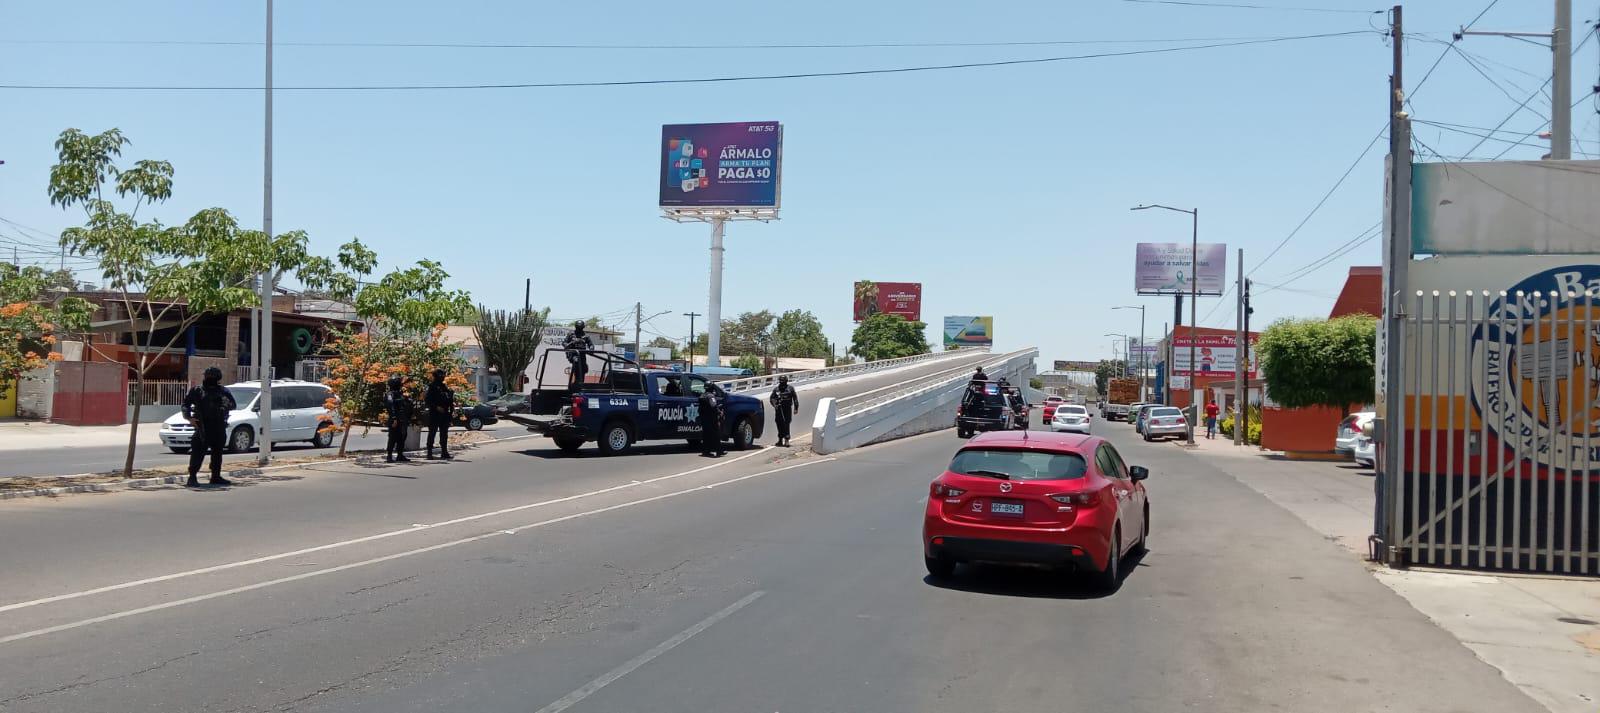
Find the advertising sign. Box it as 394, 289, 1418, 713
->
853, 281, 923, 322
943, 316, 994, 348
658, 122, 782, 209
1135, 243, 1227, 296
1412, 160, 1600, 255
1171, 333, 1257, 377
1054, 360, 1100, 372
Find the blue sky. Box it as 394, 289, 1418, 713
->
1, 0, 1593, 364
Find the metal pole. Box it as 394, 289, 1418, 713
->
634, 302, 642, 361
1552, 0, 1573, 159
1382, 4, 1414, 563
683, 311, 700, 372
1188, 209, 1198, 445
1236, 247, 1246, 445
706, 217, 725, 366
1138, 306, 1146, 401
524, 278, 531, 313
257, 0, 274, 465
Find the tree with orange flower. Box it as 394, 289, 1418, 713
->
319, 322, 473, 456
0, 263, 90, 400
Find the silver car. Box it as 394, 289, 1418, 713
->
1142, 406, 1188, 441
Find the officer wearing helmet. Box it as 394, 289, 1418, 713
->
563, 320, 594, 388
182, 366, 237, 487
384, 374, 415, 463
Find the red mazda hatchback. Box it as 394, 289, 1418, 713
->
923, 430, 1149, 590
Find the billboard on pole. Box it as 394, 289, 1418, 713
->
1171, 333, 1257, 377
1135, 243, 1227, 296
853, 281, 922, 321
944, 316, 993, 348
659, 122, 782, 209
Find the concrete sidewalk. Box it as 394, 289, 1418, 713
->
0, 420, 163, 452
1172, 434, 1600, 713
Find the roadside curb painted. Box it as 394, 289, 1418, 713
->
0, 432, 539, 501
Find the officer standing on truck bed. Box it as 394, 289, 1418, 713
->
563, 321, 593, 388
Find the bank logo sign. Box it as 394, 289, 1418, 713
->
1468, 266, 1600, 472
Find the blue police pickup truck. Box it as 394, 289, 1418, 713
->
509, 350, 765, 456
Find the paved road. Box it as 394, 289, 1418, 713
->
0, 393, 1542, 711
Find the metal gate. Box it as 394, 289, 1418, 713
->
1384, 289, 1599, 574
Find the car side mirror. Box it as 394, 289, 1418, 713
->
1129, 465, 1149, 481
252, 403, 261, 413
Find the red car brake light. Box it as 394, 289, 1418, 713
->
1049, 490, 1101, 507
571, 395, 584, 419
931, 482, 967, 498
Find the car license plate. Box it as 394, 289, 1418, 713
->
990, 500, 1024, 516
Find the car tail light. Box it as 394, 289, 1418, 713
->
1050, 490, 1101, 507
931, 482, 966, 498
571, 395, 584, 419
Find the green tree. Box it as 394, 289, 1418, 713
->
0, 264, 92, 399
771, 309, 829, 358
474, 306, 549, 394
1257, 314, 1377, 415
49, 128, 345, 477
1094, 359, 1127, 396
849, 314, 928, 361
721, 310, 775, 356
730, 354, 763, 375
645, 336, 680, 360
1029, 377, 1044, 390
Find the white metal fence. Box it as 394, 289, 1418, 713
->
1381, 289, 1599, 575
129, 380, 188, 407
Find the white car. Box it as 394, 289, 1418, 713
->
1336, 411, 1376, 455
1050, 404, 1092, 434
158, 380, 339, 454
1352, 435, 1375, 467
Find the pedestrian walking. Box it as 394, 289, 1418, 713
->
425, 368, 455, 460
384, 375, 414, 463
769, 375, 800, 447
1205, 399, 1220, 440
698, 383, 726, 457
182, 366, 237, 487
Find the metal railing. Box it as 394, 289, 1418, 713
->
716, 347, 988, 395
835, 349, 1032, 418
1382, 289, 1599, 575
129, 380, 188, 406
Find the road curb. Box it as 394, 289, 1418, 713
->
0, 431, 539, 501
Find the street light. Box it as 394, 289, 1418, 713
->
1132, 203, 1199, 445
1103, 333, 1133, 378
1112, 305, 1146, 401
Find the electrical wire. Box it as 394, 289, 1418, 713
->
1247, 125, 1385, 277
1413, 135, 1600, 242
0, 31, 1377, 91
1119, 0, 1381, 13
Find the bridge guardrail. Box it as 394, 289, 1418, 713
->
715, 346, 988, 395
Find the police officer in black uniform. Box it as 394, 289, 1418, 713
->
424, 368, 455, 460
563, 321, 594, 389
769, 375, 800, 447
384, 375, 414, 463
698, 383, 726, 457
182, 367, 237, 487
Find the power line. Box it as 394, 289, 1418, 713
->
1413, 135, 1600, 243
1119, 0, 1382, 13
1248, 125, 1385, 277
0, 31, 1376, 92
0, 32, 1374, 51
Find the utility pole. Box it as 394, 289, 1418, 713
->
1381, 4, 1414, 560
524, 278, 531, 313
1235, 248, 1246, 446
634, 302, 642, 360
1553, 0, 1573, 159
1187, 209, 1198, 446
683, 311, 701, 372
257, 0, 275, 466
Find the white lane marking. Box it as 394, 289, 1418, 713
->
533, 591, 765, 713
0, 459, 830, 646
0, 448, 768, 616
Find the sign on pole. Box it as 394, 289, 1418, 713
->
943, 316, 994, 348
853, 281, 922, 322
658, 122, 782, 209
1135, 243, 1227, 296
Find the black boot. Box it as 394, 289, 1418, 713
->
209, 475, 232, 486
185, 475, 200, 488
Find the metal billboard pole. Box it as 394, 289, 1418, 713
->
257, 0, 275, 466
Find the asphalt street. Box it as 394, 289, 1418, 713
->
0, 373, 1544, 712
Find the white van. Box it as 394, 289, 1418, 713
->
158, 380, 338, 453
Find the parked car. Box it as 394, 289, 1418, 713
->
922, 430, 1150, 591
1050, 404, 1092, 434
158, 379, 339, 454
455, 403, 498, 431
1141, 406, 1188, 442
1131, 403, 1157, 434
1352, 434, 1375, 467
1336, 411, 1376, 455
486, 392, 530, 416
956, 381, 1017, 437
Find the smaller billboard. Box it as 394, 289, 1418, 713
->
944, 316, 994, 348
1171, 333, 1257, 378
1054, 360, 1100, 372
1135, 243, 1227, 296
853, 281, 923, 322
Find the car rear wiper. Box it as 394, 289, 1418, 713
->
962, 469, 1012, 479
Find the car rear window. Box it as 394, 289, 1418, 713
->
1061, 405, 1087, 415
1152, 407, 1182, 417
949, 449, 1088, 481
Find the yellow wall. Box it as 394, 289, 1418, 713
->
0, 383, 17, 418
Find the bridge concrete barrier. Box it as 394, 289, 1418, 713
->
810, 348, 1038, 455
